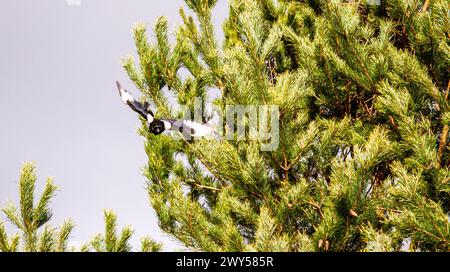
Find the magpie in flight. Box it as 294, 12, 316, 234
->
116, 81, 218, 138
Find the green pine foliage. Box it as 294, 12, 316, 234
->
88, 210, 135, 252
141, 236, 164, 252
122, 0, 449, 251
0, 163, 162, 252
87, 210, 162, 252
0, 162, 74, 252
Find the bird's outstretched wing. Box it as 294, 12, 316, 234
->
116, 81, 153, 121
116, 81, 134, 104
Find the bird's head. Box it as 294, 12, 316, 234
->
148, 119, 166, 135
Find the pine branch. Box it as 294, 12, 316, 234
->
33, 177, 57, 229
120, 0, 450, 252
103, 210, 118, 252
421, 0, 430, 12
141, 236, 163, 252
55, 220, 75, 252
38, 226, 56, 252
116, 226, 134, 252
1, 163, 76, 252
437, 80, 450, 167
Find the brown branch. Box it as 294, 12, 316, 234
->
444, 80, 449, 100
287, 152, 303, 171
361, 99, 374, 117
437, 80, 450, 167
283, 145, 289, 181
185, 178, 221, 192
194, 183, 221, 192
389, 115, 399, 130
305, 200, 324, 218
421, 0, 430, 12
188, 142, 229, 188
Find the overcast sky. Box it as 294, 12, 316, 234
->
0, 0, 227, 251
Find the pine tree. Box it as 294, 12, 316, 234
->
0, 162, 74, 252
87, 210, 163, 252
122, 0, 449, 252
0, 163, 163, 252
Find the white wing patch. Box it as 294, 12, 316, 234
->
183, 120, 217, 137
119, 90, 134, 104
117, 81, 135, 104
162, 120, 172, 130
147, 114, 154, 123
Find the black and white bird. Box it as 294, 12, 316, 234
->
116, 81, 218, 138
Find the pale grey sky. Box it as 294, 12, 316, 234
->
0, 0, 227, 251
